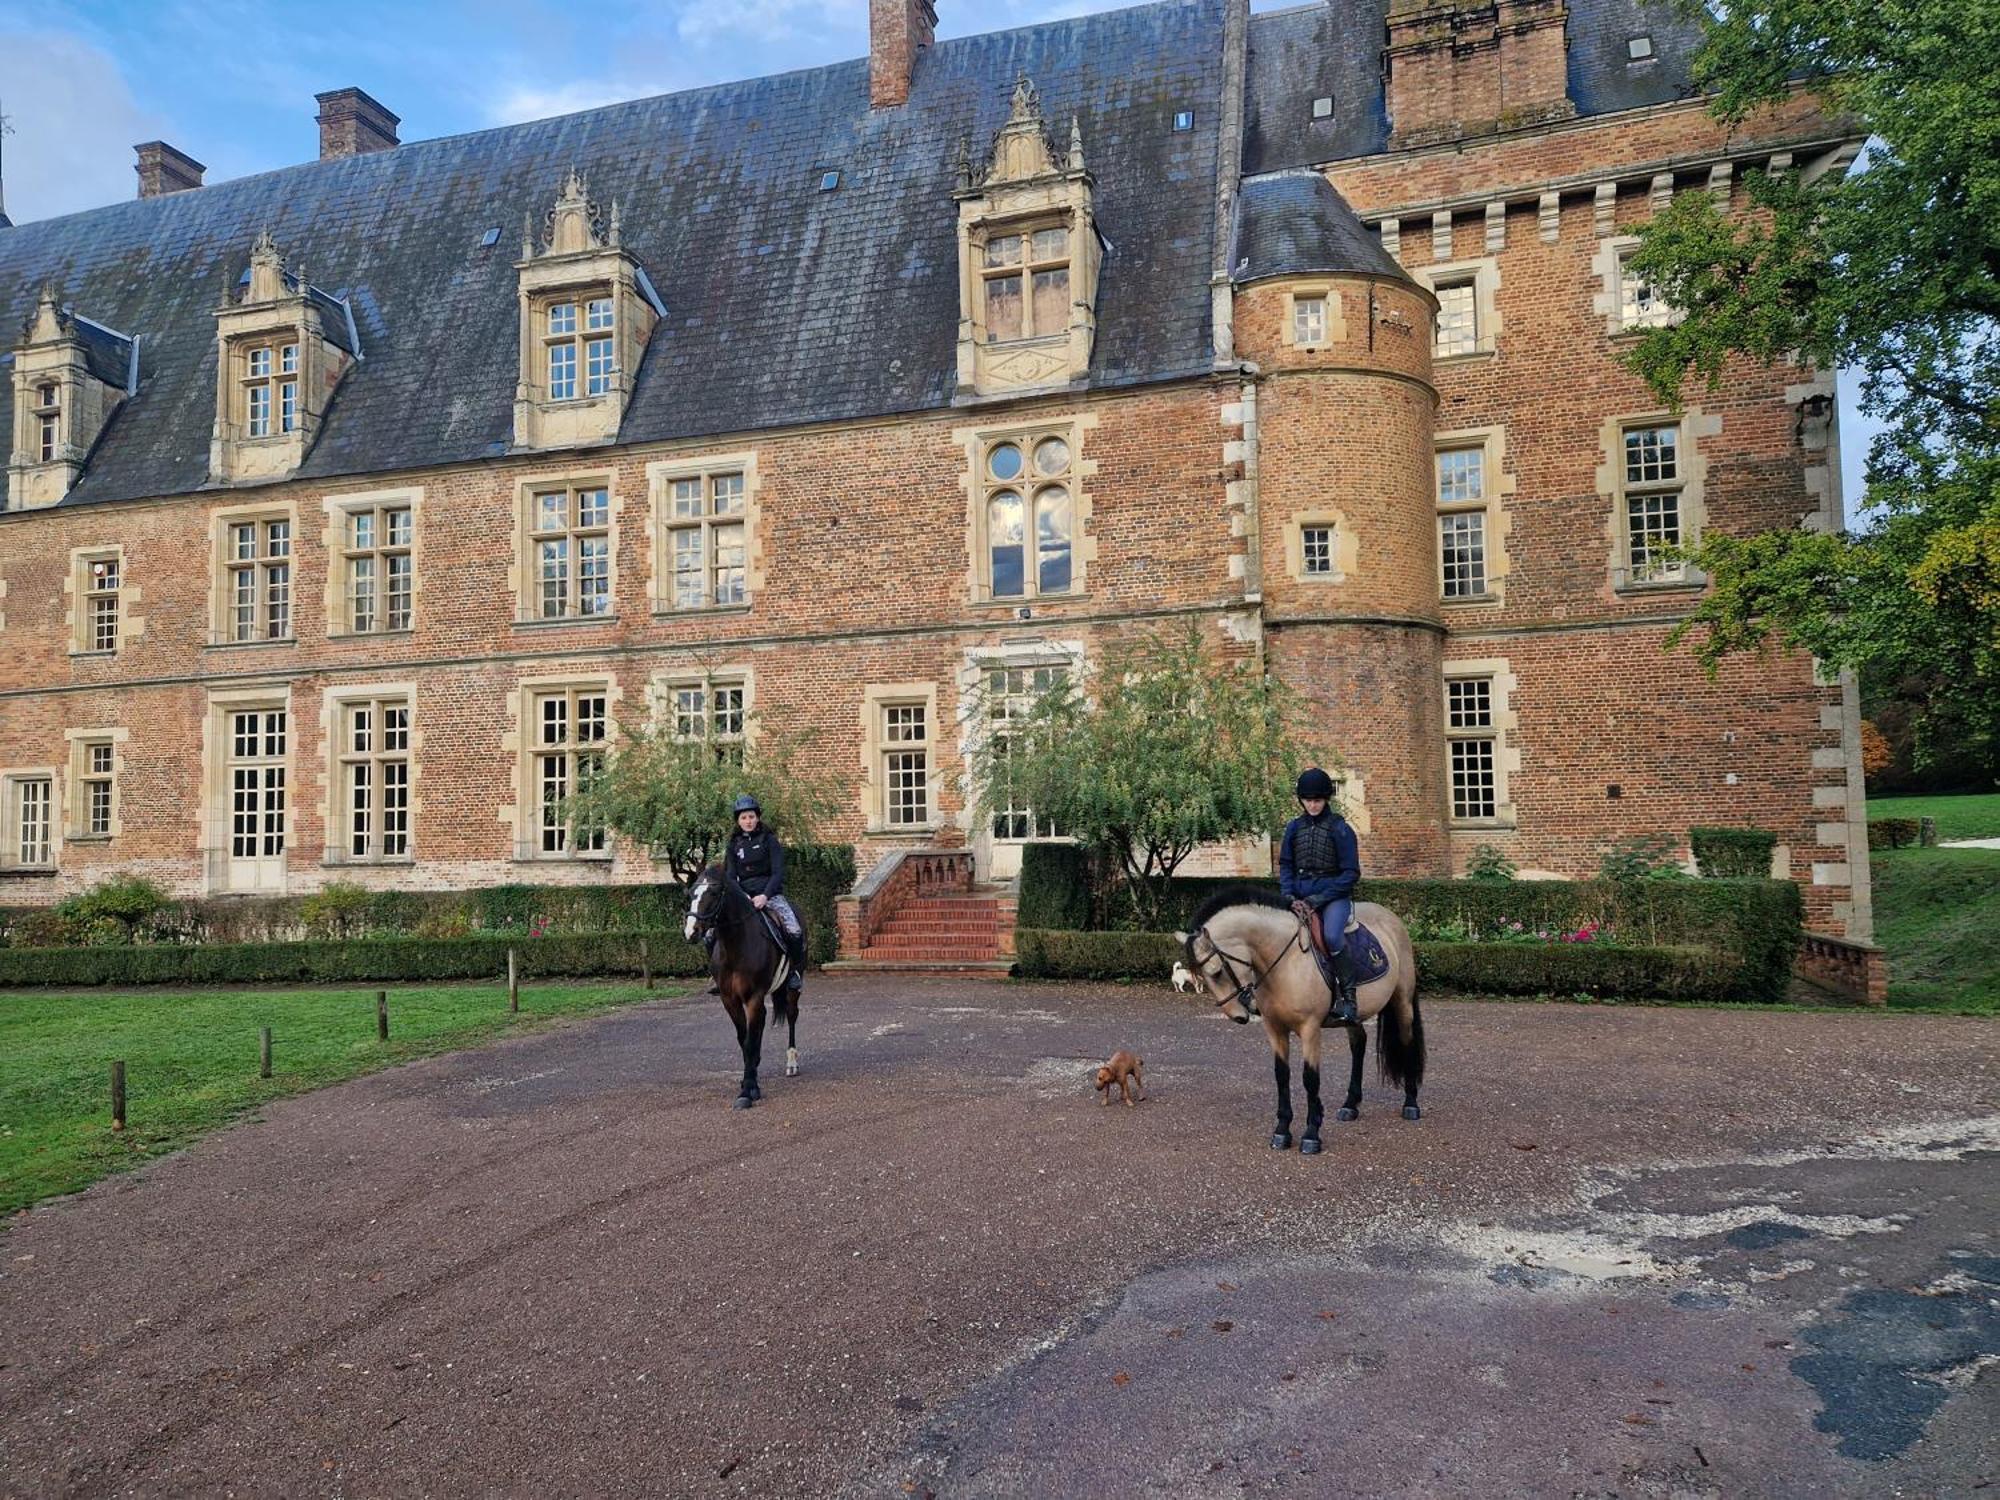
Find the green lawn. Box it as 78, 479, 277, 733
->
1870, 847, 2000, 1015
1866, 792, 2000, 842
0, 980, 685, 1216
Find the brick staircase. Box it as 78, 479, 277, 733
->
830, 849, 1016, 976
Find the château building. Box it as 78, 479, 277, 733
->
0, 0, 1872, 941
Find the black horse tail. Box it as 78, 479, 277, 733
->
1377, 986, 1426, 1094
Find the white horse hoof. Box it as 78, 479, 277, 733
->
786, 1048, 799, 1077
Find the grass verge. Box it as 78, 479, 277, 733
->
1866, 792, 2000, 842
1870, 847, 2000, 1015
0, 980, 685, 1216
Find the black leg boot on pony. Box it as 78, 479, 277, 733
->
1329, 947, 1361, 1025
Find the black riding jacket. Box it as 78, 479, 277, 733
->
726, 827, 786, 898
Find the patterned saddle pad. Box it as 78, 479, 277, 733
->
1346, 920, 1391, 985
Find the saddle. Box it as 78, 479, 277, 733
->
1303, 911, 1391, 987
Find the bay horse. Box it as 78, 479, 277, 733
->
684, 865, 804, 1109
1176, 887, 1424, 1154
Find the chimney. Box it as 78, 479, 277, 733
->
315, 87, 400, 160
134, 141, 205, 199
1384, 0, 1574, 150
869, 0, 937, 109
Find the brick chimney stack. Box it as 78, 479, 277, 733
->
869, 0, 938, 109
1384, 0, 1575, 150
133, 141, 205, 199
315, 88, 400, 160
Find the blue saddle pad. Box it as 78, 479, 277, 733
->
1348, 921, 1391, 985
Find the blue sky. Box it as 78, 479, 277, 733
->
0, 0, 1877, 505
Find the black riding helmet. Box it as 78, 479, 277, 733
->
732, 794, 761, 817
1295, 767, 1335, 802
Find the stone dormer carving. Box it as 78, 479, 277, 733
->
513, 169, 660, 451
210, 230, 359, 484
7, 286, 138, 509
954, 78, 1102, 399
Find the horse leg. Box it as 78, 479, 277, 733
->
1336, 1024, 1366, 1122
784, 989, 800, 1078
725, 996, 756, 1109
744, 999, 768, 1102
1299, 1024, 1326, 1156
1268, 1029, 1294, 1151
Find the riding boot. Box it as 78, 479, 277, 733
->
785, 935, 807, 992
1329, 947, 1361, 1025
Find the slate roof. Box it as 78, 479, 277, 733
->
0, 0, 1225, 511
1231, 170, 1408, 284
1242, 0, 1710, 176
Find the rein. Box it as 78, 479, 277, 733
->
1190, 921, 1307, 1014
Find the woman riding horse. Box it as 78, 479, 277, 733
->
1278, 767, 1361, 1025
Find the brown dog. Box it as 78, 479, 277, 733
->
1095, 1050, 1144, 1107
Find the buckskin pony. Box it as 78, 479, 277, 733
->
685, 865, 804, 1109
1176, 887, 1425, 1154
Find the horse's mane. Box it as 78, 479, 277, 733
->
1184, 884, 1292, 933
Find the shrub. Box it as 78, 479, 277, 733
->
1868, 817, 1922, 850
1598, 834, 1687, 882
298, 881, 373, 940
1016, 843, 1093, 931
1014, 929, 1181, 982
1465, 844, 1516, 882
1416, 942, 1738, 1001
55, 875, 171, 942
1689, 826, 1778, 878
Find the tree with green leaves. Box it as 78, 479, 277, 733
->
566, 703, 847, 883
1622, 0, 2000, 779
972, 624, 1330, 929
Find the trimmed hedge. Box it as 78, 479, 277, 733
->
1015, 928, 1743, 1001
0, 930, 708, 988
1015, 843, 1093, 931
1689, 826, 1777, 878
0, 844, 855, 966
1867, 818, 1922, 850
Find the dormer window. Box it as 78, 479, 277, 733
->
983, 227, 1069, 344
34, 385, 59, 462
241, 343, 300, 438
543, 298, 615, 400
7, 287, 137, 510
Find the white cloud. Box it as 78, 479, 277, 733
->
485, 78, 681, 126
0, 29, 170, 223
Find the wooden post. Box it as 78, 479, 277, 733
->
641, 937, 652, 991
508, 948, 519, 1013
111, 1060, 126, 1131
259, 1027, 273, 1079
376, 990, 389, 1041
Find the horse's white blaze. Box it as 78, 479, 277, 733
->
685, 876, 708, 942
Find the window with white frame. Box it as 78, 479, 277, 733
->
530, 687, 607, 856
1621, 423, 1686, 582
337, 697, 411, 862
1433, 278, 1478, 357
987, 664, 1065, 839
1291, 294, 1328, 347
1617, 247, 1673, 330
1301, 524, 1335, 577
981, 225, 1070, 343
1445, 677, 1498, 821
1436, 446, 1489, 599
240, 341, 299, 438
881, 701, 930, 829
33, 382, 59, 463
543, 295, 615, 401
529, 484, 613, 619
222, 517, 293, 642
74, 740, 115, 838
341, 503, 413, 634
79, 554, 121, 652
664, 470, 747, 610
228, 709, 288, 860
980, 431, 1076, 599
3, 776, 54, 867
668, 679, 746, 765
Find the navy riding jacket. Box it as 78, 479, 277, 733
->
726, 827, 786, 898
1277, 810, 1360, 906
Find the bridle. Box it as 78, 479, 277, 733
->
1187, 922, 1305, 1015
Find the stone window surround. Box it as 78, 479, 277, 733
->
65, 543, 143, 656
644, 452, 765, 615
951, 638, 1085, 847
859, 681, 940, 835
1280, 508, 1360, 585
198, 683, 294, 895
1596, 407, 1717, 594
956, 412, 1098, 608
508, 469, 621, 627
504, 673, 620, 863
1282, 283, 1348, 351
1411, 256, 1501, 360
1434, 426, 1516, 604
320, 486, 424, 639
206, 500, 300, 648
1592, 235, 1680, 337
649, 665, 757, 750
1441, 657, 1520, 829
0, 766, 60, 870
320, 682, 419, 866
64, 726, 127, 842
